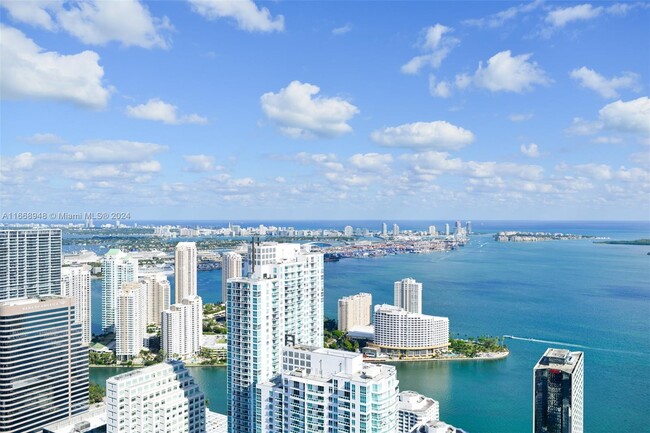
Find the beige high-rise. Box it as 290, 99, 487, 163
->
175, 242, 197, 303
221, 252, 242, 304
141, 273, 170, 325
337, 292, 372, 332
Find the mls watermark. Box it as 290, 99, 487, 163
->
1, 212, 131, 221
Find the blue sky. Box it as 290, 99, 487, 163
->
1, 1, 649, 220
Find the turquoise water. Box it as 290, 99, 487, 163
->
90, 221, 650, 432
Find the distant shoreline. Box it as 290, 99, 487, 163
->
90, 363, 226, 369
89, 352, 509, 369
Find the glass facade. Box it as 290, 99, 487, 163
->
0, 297, 89, 433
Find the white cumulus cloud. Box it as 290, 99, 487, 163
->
0, 25, 110, 108
598, 97, 650, 135
183, 154, 218, 172
60, 140, 167, 163
1, 0, 172, 48
570, 67, 640, 98
348, 153, 394, 173
520, 143, 541, 158
260, 81, 359, 139
371, 121, 475, 150
189, 0, 284, 32
401, 24, 459, 74
473, 50, 550, 93
546, 4, 603, 28
126, 99, 208, 125
429, 76, 452, 98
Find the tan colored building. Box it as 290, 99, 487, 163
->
337, 292, 372, 332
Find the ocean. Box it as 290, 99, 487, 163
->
89, 220, 650, 432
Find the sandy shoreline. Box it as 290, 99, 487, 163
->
362, 351, 509, 363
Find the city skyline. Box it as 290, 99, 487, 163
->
1, 1, 649, 220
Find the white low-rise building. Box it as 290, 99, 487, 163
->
372, 304, 449, 358
258, 345, 399, 433
106, 361, 205, 433
398, 390, 440, 433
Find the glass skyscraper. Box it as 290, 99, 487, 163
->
0, 229, 62, 301
0, 296, 89, 433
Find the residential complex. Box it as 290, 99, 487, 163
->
394, 278, 423, 314
101, 249, 138, 332
175, 242, 197, 303
371, 304, 449, 358
115, 281, 147, 361
221, 252, 242, 305
337, 292, 372, 332
61, 265, 92, 345
161, 295, 203, 359
106, 361, 205, 433
0, 296, 89, 433
258, 345, 399, 433
142, 272, 171, 325
397, 391, 440, 433
0, 228, 61, 300
227, 242, 324, 433
533, 348, 584, 433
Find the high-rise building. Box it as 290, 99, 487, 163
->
533, 348, 584, 433
227, 242, 323, 433
258, 346, 399, 433
394, 278, 423, 314
372, 304, 449, 359
428, 225, 437, 236
337, 292, 372, 332
0, 296, 89, 433
393, 223, 400, 236
465, 221, 472, 234
175, 242, 197, 303
115, 281, 147, 361
161, 295, 203, 359
455, 220, 462, 234
221, 252, 242, 305
61, 265, 92, 345
141, 273, 170, 325
382, 222, 388, 236
445, 224, 450, 236
397, 391, 440, 433
106, 360, 205, 433
101, 249, 138, 332
344, 225, 354, 236
0, 228, 62, 301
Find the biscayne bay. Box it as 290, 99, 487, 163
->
89, 220, 650, 432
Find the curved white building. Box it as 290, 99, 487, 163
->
372, 304, 449, 358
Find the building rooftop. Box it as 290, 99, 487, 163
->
41, 404, 106, 433
374, 304, 449, 320
534, 348, 583, 374
108, 360, 184, 382
398, 390, 437, 414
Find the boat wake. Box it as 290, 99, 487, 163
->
503, 335, 648, 356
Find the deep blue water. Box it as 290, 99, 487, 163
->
90, 221, 650, 432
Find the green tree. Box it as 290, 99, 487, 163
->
89, 381, 105, 404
